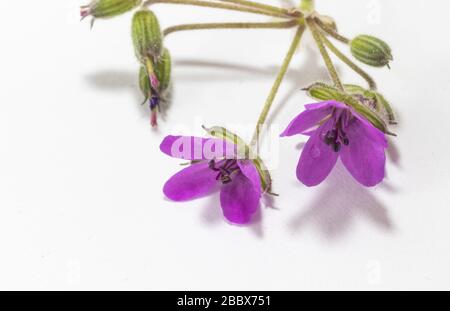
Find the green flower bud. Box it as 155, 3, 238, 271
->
132, 9, 163, 61
139, 64, 161, 127
155, 48, 172, 92
138, 48, 171, 98
350, 35, 393, 68
81, 0, 142, 20
304, 82, 343, 101
343, 84, 366, 94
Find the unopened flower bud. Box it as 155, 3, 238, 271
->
350, 35, 393, 68
81, 0, 141, 20
139, 65, 160, 127
155, 48, 172, 92
139, 49, 171, 98
139, 59, 166, 128
304, 82, 343, 101
132, 9, 163, 61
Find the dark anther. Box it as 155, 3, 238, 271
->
325, 130, 338, 145
330, 129, 338, 139
324, 118, 350, 152
209, 159, 239, 184
333, 142, 342, 152
220, 175, 233, 184
209, 160, 219, 171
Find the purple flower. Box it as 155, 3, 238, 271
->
281, 100, 388, 187
160, 135, 262, 225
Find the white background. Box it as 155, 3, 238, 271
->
1, 0, 449, 290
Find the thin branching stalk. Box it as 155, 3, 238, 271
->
314, 17, 350, 44
144, 0, 293, 18
164, 20, 299, 36
251, 24, 306, 149
217, 0, 301, 17
320, 33, 377, 90
307, 18, 344, 91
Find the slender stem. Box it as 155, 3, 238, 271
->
144, 0, 292, 18
320, 33, 377, 90
250, 24, 306, 147
164, 20, 299, 36
314, 17, 350, 44
217, 0, 301, 17
306, 18, 344, 91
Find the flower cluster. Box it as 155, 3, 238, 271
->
82, 0, 398, 225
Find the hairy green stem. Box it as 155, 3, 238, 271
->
314, 17, 350, 44
163, 20, 299, 36
144, 0, 292, 18
307, 18, 344, 91
320, 33, 377, 90
251, 24, 306, 148
217, 0, 301, 17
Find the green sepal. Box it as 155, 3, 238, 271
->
374, 92, 396, 125
90, 0, 142, 19
305, 82, 343, 101
304, 83, 395, 135
132, 9, 163, 62
337, 93, 394, 136
155, 48, 172, 92
344, 84, 396, 124
139, 66, 151, 103
139, 48, 171, 97
343, 84, 366, 94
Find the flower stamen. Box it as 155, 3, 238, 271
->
209, 159, 239, 184
323, 112, 351, 152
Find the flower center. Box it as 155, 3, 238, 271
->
209, 159, 239, 184
323, 115, 350, 152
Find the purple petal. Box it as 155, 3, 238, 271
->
280, 101, 347, 137
237, 160, 262, 195
220, 172, 260, 225
296, 120, 339, 187
351, 112, 388, 148
163, 162, 218, 201
340, 118, 387, 187
280, 106, 332, 137
160, 135, 236, 160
